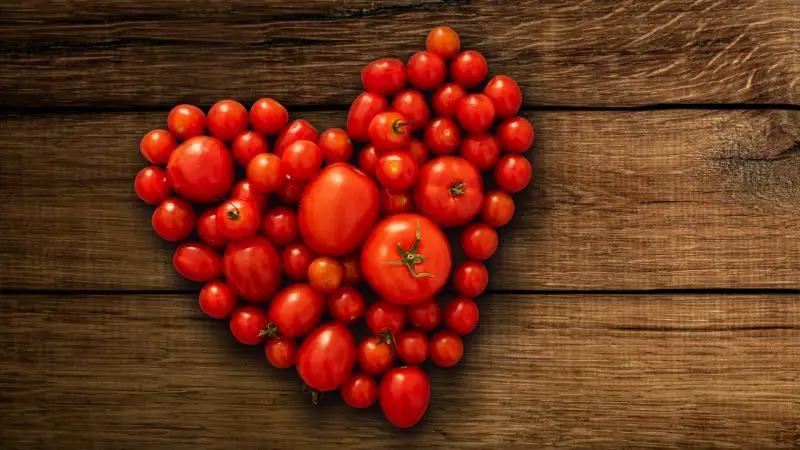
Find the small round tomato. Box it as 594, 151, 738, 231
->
274, 119, 318, 157
423, 117, 462, 156
484, 75, 522, 119
230, 179, 269, 212
407, 51, 447, 91
135, 166, 170, 204
223, 236, 282, 303
368, 112, 412, 152
307, 256, 343, 294
357, 336, 395, 376
340, 253, 362, 286
207, 99, 248, 141
444, 296, 479, 335
277, 175, 306, 205
140, 129, 177, 164
265, 336, 297, 369
414, 156, 483, 228
296, 322, 356, 392
407, 138, 430, 167
450, 50, 488, 88
229, 305, 268, 345
231, 130, 268, 167
460, 134, 501, 172
361, 58, 407, 96
199, 280, 237, 319
249, 97, 288, 136
453, 260, 488, 297
376, 152, 419, 192
432, 83, 467, 119
357, 144, 379, 178
379, 366, 430, 428
347, 92, 389, 143
167, 104, 206, 140
390, 90, 430, 131
395, 329, 428, 365
167, 136, 234, 204
380, 188, 413, 216
216, 199, 260, 241
341, 373, 377, 409
426, 26, 461, 60
494, 154, 532, 193
281, 140, 322, 181
328, 287, 365, 324
281, 243, 315, 281
406, 298, 441, 331
173, 242, 222, 282
152, 197, 195, 242
429, 330, 463, 367
457, 94, 496, 134
266, 283, 326, 338
196, 208, 229, 249
246, 153, 283, 194
365, 300, 406, 335
481, 190, 515, 227
261, 206, 298, 247
497, 116, 534, 153
461, 222, 499, 260
318, 128, 354, 163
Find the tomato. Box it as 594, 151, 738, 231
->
265, 283, 326, 338
423, 117, 461, 156
481, 190, 515, 227
453, 260, 488, 297
407, 138, 430, 167
407, 51, 447, 91
461, 222, 498, 260
414, 156, 483, 228
457, 94, 496, 134
261, 206, 298, 247
376, 152, 418, 192
460, 134, 501, 172
281, 243, 315, 281
265, 336, 297, 369
246, 153, 283, 194
444, 296, 479, 335
406, 298, 441, 331
277, 175, 306, 205
494, 154, 532, 193
281, 140, 322, 181
216, 199, 260, 241
249, 97, 289, 136
207, 99, 248, 142
152, 197, 195, 242
365, 300, 406, 335
484, 75, 522, 119
230, 179, 269, 212
135, 166, 170, 204
368, 112, 412, 152
341, 373, 377, 409
231, 130, 268, 167
196, 208, 229, 249
167, 104, 206, 141
173, 242, 222, 282
450, 50, 488, 88
223, 236, 282, 303
299, 163, 380, 256
328, 287, 365, 324
167, 136, 234, 204
497, 116, 534, 153
318, 128, 354, 163
426, 26, 461, 60
379, 366, 430, 428
380, 188, 413, 216
357, 336, 395, 376
308, 256, 343, 294
347, 92, 389, 143
429, 330, 463, 367
296, 322, 356, 392
395, 329, 428, 365
432, 83, 467, 119
199, 280, 237, 319
274, 119, 318, 157
361, 214, 452, 304
340, 253, 362, 286
391, 90, 430, 131
361, 58, 407, 96
357, 144, 379, 178
229, 305, 268, 345
140, 129, 177, 164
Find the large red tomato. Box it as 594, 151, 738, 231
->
361, 213, 451, 305
379, 366, 430, 428
266, 283, 326, 338
299, 163, 380, 256
296, 322, 356, 392
223, 236, 282, 303
166, 136, 234, 204
414, 156, 483, 228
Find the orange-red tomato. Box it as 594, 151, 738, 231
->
173, 242, 222, 282
249, 97, 288, 136
140, 129, 177, 164
426, 26, 461, 60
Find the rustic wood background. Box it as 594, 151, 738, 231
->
1, 0, 799, 448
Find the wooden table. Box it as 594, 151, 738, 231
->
2, 1, 799, 448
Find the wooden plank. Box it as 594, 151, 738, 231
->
1, 293, 797, 448
1, 0, 798, 108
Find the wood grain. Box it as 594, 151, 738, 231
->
2, 0, 798, 108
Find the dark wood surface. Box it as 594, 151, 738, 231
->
1, 0, 799, 448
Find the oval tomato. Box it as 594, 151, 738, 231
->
229, 305, 268, 345
357, 144, 379, 178
266, 283, 325, 338
173, 242, 222, 282
223, 236, 282, 303
414, 156, 484, 228
361, 58, 407, 96
379, 366, 430, 428
296, 322, 356, 392
347, 92, 389, 143
166, 136, 234, 204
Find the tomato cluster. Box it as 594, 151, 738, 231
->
134, 26, 532, 429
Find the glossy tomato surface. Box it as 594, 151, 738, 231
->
361, 58, 407, 96
379, 366, 430, 428
341, 373, 378, 409
166, 136, 234, 204
296, 322, 356, 392
347, 92, 389, 143
223, 236, 282, 303
135, 166, 171, 204
173, 242, 222, 282
266, 283, 325, 338
414, 156, 484, 228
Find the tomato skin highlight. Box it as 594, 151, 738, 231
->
267, 283, 326, 338
444, 296, 479, 335
391, 90, 430, 131
341, 373, 378, 409
140, 129, 177, 164
460, 222, 499, 260
365, 300, 407, 335
460, 134, 501, 172
424, 117, 462, 156
407, 51, 447, 91
347, 92, 389, 143
135, 166, 171, 204
494, 154, 532, 193
429, 330, 464, 367
361, 58, 407, 96
395, 329, 428, 365
414, 156, 484, 228
261, 206, 298, 248
426, 26, 461, 60
453, 260, 489, 297
223, 236, 282, 303
481, 190, 515, 227
229, 305, 268, 345
483, 75, 523, 119
357, 336, 396, 376
379, 366, 430, 428
432, 83, 467, 119
246, 153, 284, 194
265, 336, 297, 369
327, 287, 365, 324
196, 208, 229, 249
167, 136, 235, 204
376, 152, 419, 192
207, 99, 249, 142
406, 298, 441, 331
167, 104, 206, 141
152, 197, 195, 242
457, 93, 496, 135
173, 242, 222, 282
274, 119, 318, 157
450, 50, 488, 88
199, 280, 237, 319
249, 98, 288, 136
296, 322, 356, 392
281, 243, 315, 281
231, 130, 268, 167
497, 116, 535, 154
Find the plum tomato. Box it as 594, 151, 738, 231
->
395, 329, 428, 365
429, 330, 464, 367
361, 214, 452, 305
277, 174, 306, 205
140, 129, 177, 164
216, 199, 260, 241
347, 92, 389, 143
328, 287, 365, 324
265, 283, 326, 338
265, 336, 297, 369
281, 140, 322, 182
460, 222, 499, 260
341, 373, 378, 409
457, 94, 496, 135
414, 156, 483, 228
297, 322, 356, 392
450, 50, 488, 88
380, 188, 413, 216
368, 112, 412, 152
231, 130, 268, 167
307, 256, 343, 294
196, 208, 229, 249
199, 280, 237, 319
390, 90, 430, 132
281, 243, 315, 281
223, 236, 282, 303
229, 305, 268, 345
357, 336, 396, 376
173, 242, 222, 282
483, 75, 522, 119
365, 300, 407, 335
135, 166, 171, 204
207, 99, 248, 142
246, 153, 284, 194
407, 51, 447, 91
453, 260, 488, 297
318, 128, 354, 163
407, 138, 430, 167
340, 253, 362, 286
494, 154, 532, 193
481, 190, 515, 227
167, 136, 234, 204
379, 366, 430, 428
249, 97, 289, 136
230, 179, 269, 212
497, 116, 534, 153
432, 83, 467, 119
167, 104, 206, 141
361, 58, 407, 96
406, 298, 441, 331
376, 152, 419, 192
274, 119, 318, 157
152, 197, 195, 242
444, 296, 479, 335
357, 144, 380, 178
261, 206, 298, 247
460, 134, 501, 172
426, 26, 461, 60
423, 117, 462, 156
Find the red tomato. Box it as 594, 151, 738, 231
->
230, 179, 269, 212
484, 75, 522, 119
223, 236, 282, 303
432, 83, 467, 119
391, 90, 430, 131
277, 175, 306, 205
246, 153, 283, 194
249, 97, 288, 136
199, 280, 237, 319
166, 136, 234, 204
231, 130, 268, 167
207, 99, 248, 141
414, 156, 483, 228
340, 253, 362, 286
379, 366, 430, 428
423, 117, 462, 156
365, 300, 407, 335
429, 330, 463, 367
407, 51, 447, 91
361, 214, 452, 305
140, 129, 177, 164
497, 116, 534, 153
457, 94, 496, 134
167, 104, 206, 141
368, 111, 412, 152
261, 206, 298, 247
357, 144, 379, 178
265, 283, 326, 338
229, 305, 268, 345
173, 242, 222, 282
426, 26, 461, 60
296, 322, 356, 392
376, 152, 419, 192
328, 287, 365, 324
380, 188, 413, 216
281, 243, 315, 281
152, 197, 195, 242
494, 154, 532, 193
406, 298, 441, 331
453, 260, 488, 297
450, 50, 488, 88
407, 138, 430, 167
318, 128, 354, 163
395, 329, 428, 365
460, 222, 498, 260
216, 199, 260, 241
357, 336, 396, 376
135, 166, 170, 204
274, 119, 318, 157
361, 58, 407, 96
281, 140, 322, 181
481, 190, 515, 227
265, 336, 297, 369
347, 92, 389, 143
341, 373, 377, 409
299, 163, 380, 256
308, 256, 343, 294
196, 208, 229, 249
444, 296, 479, 335
460, 134, 501, 172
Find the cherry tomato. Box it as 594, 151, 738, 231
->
173, 242, 222, 282
135, 166, 170, 204
357, 336, 396, 376
390, 90, 430, 131
196, 208, 229, 249
460, 134, 501, 172
207, 99, 248, 142
308, 256, 343, 294
299, 163, 380, 256
266, 283, 326, 338
249, 97, 288, 136
368, 112, 412, 152
461, 222, 498, 260
216, 199, 260, 241
261, 206, 298, 247
340, 253, 362, 286
140, 129, 177, 164
357, 144, 379, 178
246, 153, 284, 194
274, 119, 318, 157
423, 117, 462, 156
361, 214, 452, 305
167, 136, 234, 204
167, 104, 206, 141
407, 138, 430, 167
484, 75, 522, 119
318, 128, 354, 163
379, 366, 430, 428
296, 322, 356, 392
380, 188, 413, 216
341, 373, 377, 409
328, 287, 365, 324
265, 336, 297, 369
407, 51, 447, 91
223, 236, 282, 303
426, 26, 461, 59
444, 296, 479, 335
481, 190, 515, 227
432, 83, 467, 119
281, 243, 315, 281
497, 116, 534, 153
450, 50, 488, 88
231, 130, 268, 167
414, 156, 483, 228
347, 92, 389, 143
361, 58, 407, 96
376, 152, 419, 192
281, 140, 322, 182
453, 260, 488, 297
365, 300, 407, 335
457, 94, 496, 134
199, 280, 237, 319
152, 197, 195, 242
429, 330, 463, 367
230, 179, 269, 212
229, 305, 268, 345
494, 154, 532, 193
395, 329, 428, 365
406, 298, 441, 331
277, 175, 306, 205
